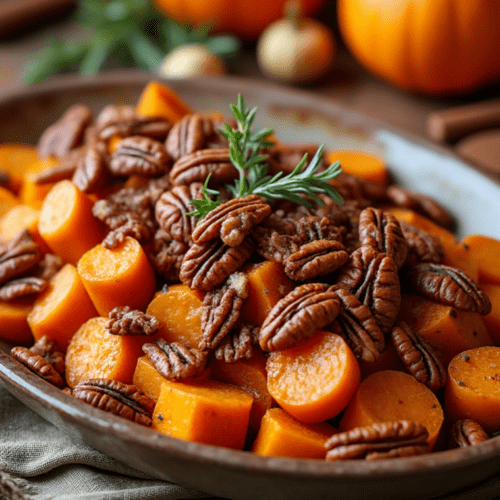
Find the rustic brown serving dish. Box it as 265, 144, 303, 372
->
1, 71, 500, 500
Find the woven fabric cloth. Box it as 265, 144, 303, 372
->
1, 384, 500, 500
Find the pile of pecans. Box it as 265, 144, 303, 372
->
7, 99, 494, 458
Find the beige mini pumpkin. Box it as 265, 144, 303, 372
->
159, 44, 226, 79
257, 3, 335, 84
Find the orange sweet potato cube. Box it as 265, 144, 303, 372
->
461, 234, 500, 285
397, 293, 493, 366
241, 261, 295, 326
136, 81, 192, 124
210, 348, 272, 431
252, 408, 336, 458
152, 379, 253, 449
133, 355, 209, 402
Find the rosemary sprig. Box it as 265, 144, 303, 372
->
218, 95, 275, 198
25, 0, 241, 83
187, 95, 343, 219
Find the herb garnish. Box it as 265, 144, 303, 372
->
188, 95, 343, 219
25, 0, 241, 83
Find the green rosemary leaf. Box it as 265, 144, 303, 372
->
186, 176, 222, 219
204, 35, 242, 58
126, 31, 165, 72
79, 37, 117, 75
25, 38, 90, 83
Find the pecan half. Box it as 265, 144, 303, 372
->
109, 136, 171, 177
390, 322, 446, 392
37, 104, 93, 159
147, 174, 172, 207
252, 224, 299, 263
329, 286, 385, 363
294, 216, 345, 245
180, 236, 254, 291
325, 420, 430, 460
386, 185, 454, 229
214, 323, 259, 363
169, 148, 238, 186
0, 169, 9, 189
36, 253, 64, 281
30, 335, 65, 375
155, 183, 203, 243
142, 339, 208, 380
0, 276, 47, 301
447, 419, 489, 449
92, 186, 156, 248
11, 344, 64, 388
98, 115, 171, 142
284, 240, 348, 281
200, 272, 249, 350
72, 379, 155, 426
72, 144, 110, 193
0, 230, 42, 285
165, 113, 226, 160
150, 229, 190, 283
405, 263, 491, 315
358, 207, 408, 269
106, 306, 160, 336
34, 147, 83, 184
95, 104, 136, 127
335, 245, 401, 333
399, 220, 444, 267
192, 194, 271, 247
259, 283, 341, 351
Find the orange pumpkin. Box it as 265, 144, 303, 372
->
337, 0, 500, 95
153, 0, 325, 41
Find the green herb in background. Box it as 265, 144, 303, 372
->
188, 95, 343, 219
25, 0, 241, 83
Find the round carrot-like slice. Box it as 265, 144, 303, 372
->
38, 180, 107, 265
77, 236, 156, 316
339, 370, 444, 450
446, 346, 500, 433
28, 263, 98, 352
266, 331, 360, 424
65, 316, 144, 389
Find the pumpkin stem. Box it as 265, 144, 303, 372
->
285, 0, 302, 31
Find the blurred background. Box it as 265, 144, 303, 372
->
0, 0, 499, 173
